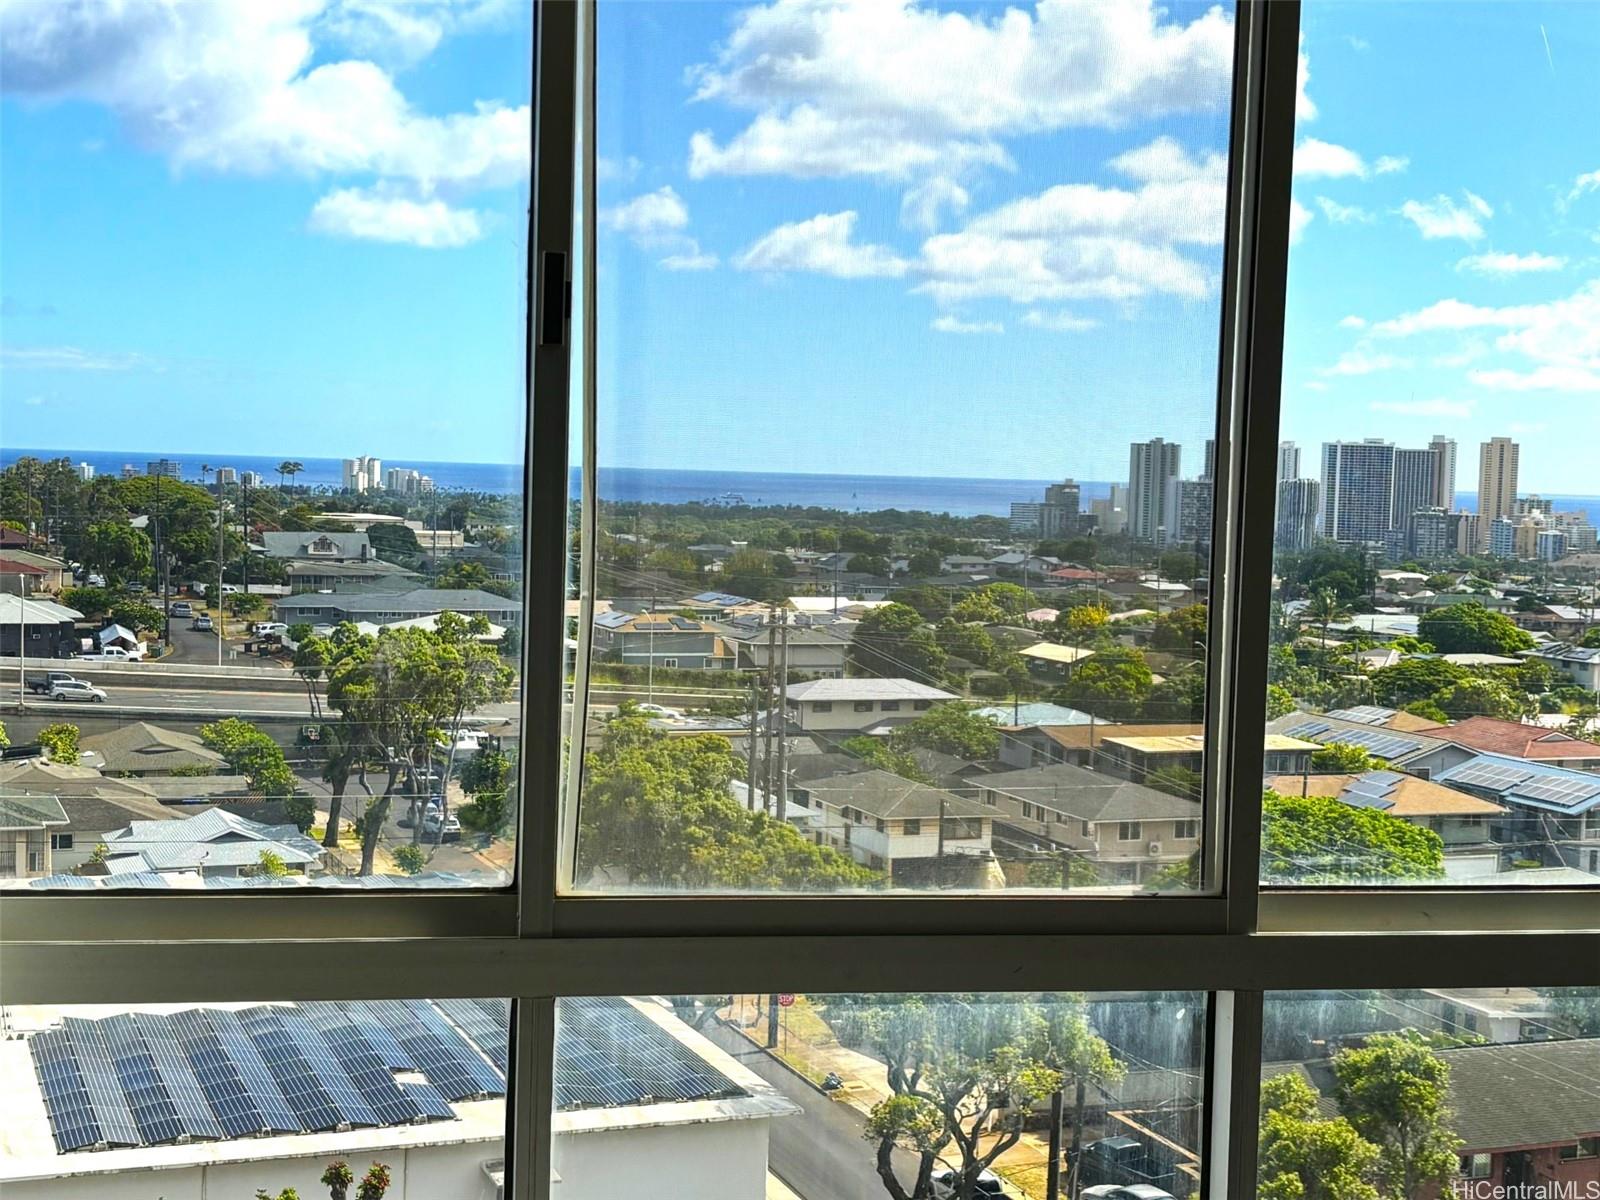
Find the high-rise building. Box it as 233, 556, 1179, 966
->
1320, 439, 1395, 545
418, 475, 435, 494
1275, 478, 1320, 551
1161, 477, 1214, 547
1487, 517, 1517, 559
1008, 502, 1042, 535
1391, 448, 1438, 533
215, 467, 238, 485
386, 467, 424, 496
342, 456, 384, 494
1513, 495, 1552, 518
1039, 479, 1086, 538
1477, 437, 1519, 548
1128, 439, 1182, 542
1407, 508, 1478, 561
1277, 442, 1300, 484
1090, 485, 1128, 537
75, 462, 94, 481
1203, 439, 1217, 482
240, 470, 264, 489
1453, 512, 1480, 555
1536, 530, 1568, 562
1427, 435, 1456, 509
146, 458, 181, 478
1565, 524, 1599, 554
120, 464, 138, 479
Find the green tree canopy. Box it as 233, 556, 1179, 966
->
1262, 792, 1445, 884
1310, 742, 1381, 773
1370, 658, 1469, 707
200, 717, 297, 797
1430, 675, 1528, 720
889, 704, 1000, 760
1055, 647, 1152, 721
1419, 602, 1535, 655
1333, 1034, 1462, 1200
38, 723, 81, 763
1151, 604, 1208, 653
1259, 1072, 1381, 1200
851, 603, 947, 682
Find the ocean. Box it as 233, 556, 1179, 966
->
4, 447, 1598, 526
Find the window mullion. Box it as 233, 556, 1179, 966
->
507, 996, 557, 1200
1208, 990, 1265, 1200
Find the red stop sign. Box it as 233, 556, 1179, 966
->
777, 993, 796, 1007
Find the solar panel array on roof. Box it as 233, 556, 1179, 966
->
553, 997, 743, 1112
691, 591, 752, 606
62, 1019, 142, 1148
434, 998, 510, 1074
1512, 775, 1600, 807
594, 610, 633, 629
1323, 728, 1419, 759
1327, 705, 1397, 725
237, 1005, 377, 1132
1286, 721, 1331, 739
169, 1008, 301, 1138
363, 1000, 503, 1101
32, 1027, 103, 1151
1449, 762, 1536, 791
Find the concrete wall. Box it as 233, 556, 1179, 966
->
551, 1119, 772, 1200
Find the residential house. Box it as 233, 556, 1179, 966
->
1270, 711, 1461, 776
1018, 641, 1096, 677
258, 531, 374, 560
1514, 604, 1599, 639
1528, 644, 1600, 691
1046, 566, 1110, 585
273, 587, 521, 627
0, 794, 68, 878
0, 594, 81, 658
0, 550, 69, 595
285, 557, 421, 591
791, 768, 995, 880
78, 722, 228, 776
1322, 705, 1446, 733
592, 611, 737, 671
1264, 771, 1506, 879
975, 701, 1098, 729
677, 591, 768, 620
968, 762, 1202, 884
100, 807, 323, 878
1440, 716, 1600, 772
46, 793, 184, 873
717, 617, 849, 678
1098, 734, 1318, 782
784, 679, 957, 733
1432, 752, 1600, 874
1419, 987, 1581, 1043
999, 722, 1204, 770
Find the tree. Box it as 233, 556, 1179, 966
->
896, 584, 953, 622
1259, 1073, 1381, 1200
109, 600, 164, 634
830, 995, 1062, 1200
848, 553, 891, 576
458, 747, 513, 836
935, 620, 1000, 670
1581, 626, 1600, 649
38, 722, 81, 763
1310, 742, 1381, 773
1305, 589, 1352, 651
1333, 1034, 1462, 1200
228, 592, 269, 619
1418, 602, 1535, 655
252, 849, 290, 879
577, 710, 878, 889
1430, 675, 1528, 720
1056, 647, 1152, 721
277, 460, 304, 495
0, 719, 8, 749
1542, 987, 1600, 1036
1142, 665, 1205, 723
1151, 604, 1208, 653
1370, 659, 1469, 707
907, 549, 942, 577
318, 723, 364, 848
976, 582, 1031, 617
841, 735, 933, 784
1053, 605, 1109, 647
365, 522, 420, 559
1035, 995, 1126, 1200
1157, 549, 1202, 584
851, 603, 947, 682
949, 593, 1005, 625
199, 717, 296, 797
1262, 792, 1445, 884
392, 844, 426, 875
890, 704, 1000, 760
293, 631, 333, 718
1265, 683, 1297, 719
1148, 764, 1201, 800
61, 586, 117, 619
79, 520, 153, 586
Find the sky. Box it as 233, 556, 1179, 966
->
1, 1, 1597, 494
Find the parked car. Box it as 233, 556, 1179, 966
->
192, 615, 214, 632
50, 680, 107, 703
78, 645, 146, 663
1083, 1186, 1178, 1200
931, 1168, 1006, 1198
26, 670, 80, 696
252, 621, 289, 637
637, 703, 685, 720
169, 600, 194, 618
422, 810, 462, 842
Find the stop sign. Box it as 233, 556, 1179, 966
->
777, 993, 796, 1007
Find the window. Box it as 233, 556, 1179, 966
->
880, 701, 901, 712
1084, 821, 1095, 838
875, 818, 886, 833
1119, 822, 1144, 842
661, 657, 678, 668
902, 819, 923, 837
813, 701, 833, 713
913, 701, 933, 711
853, 702, 875, 714
3, 6, 1592, 1200
1462, 1154, 1493, 1179
1174, 820, 1200, 840
48, 834, 72, 851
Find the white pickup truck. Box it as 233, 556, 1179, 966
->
78, 645, 146, 663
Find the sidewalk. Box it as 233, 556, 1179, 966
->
723, 995, 1061, 1200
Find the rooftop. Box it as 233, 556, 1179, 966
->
102, 807, 323, 873
1270, 711, 1451, 763
275, 587, 520, 615
78, 722, 227, 774
787, 678, 957, 703
1103, 734, 1319, 755
974, 702, 1098, 728
0, 594, 81, 624
1433, 752, 1600, 814
1018, 641, 1096, 666
797, 769, 992, 820
1037, 722, 1204, 753
970, 762, 1202, 822
1441, 716, 1600, 762
1263, 772, 1506, 817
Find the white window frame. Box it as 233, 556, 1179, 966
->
2, 9, 1595, 1200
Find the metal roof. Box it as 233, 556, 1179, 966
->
1435, 752, 1600, 813
786, 678, 957, 702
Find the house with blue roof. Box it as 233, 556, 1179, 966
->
1432, 752, 1600, 875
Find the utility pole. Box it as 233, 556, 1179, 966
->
762, 608, 778, 815
240, 475, 251, 597
746, 673, 760, 812
1047, 1090, 1065, 1200
774, 609, 790, 820
155, 470, 172, 649
215, 473, 227, 666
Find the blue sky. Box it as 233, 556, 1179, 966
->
2, 1, 1597, 493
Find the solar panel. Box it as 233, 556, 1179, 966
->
308, 1016, 425, 1126
1333, 730, 1418, 759
1286, 721, 1331, 739
1327, 706, 1395, 725
555, 997, 742, 1110
1513, 776, 1600, 806
402, 1000, 505, 1094
364, 1000, 504, 1101
61, 1018, 142, 1147
1449, 763, 1535, 791
32, 1028, 101, 1152
188, 1009, 304, 1135
236, 1006, 353, 1132
432, 998, 509, 1074
269, 1008, 383, 1128
341, 1002, 416, 1070
100, 1015, 185, 1145
133, 1014, 229, 1142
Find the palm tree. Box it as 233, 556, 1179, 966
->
200, 463, 212, 491
1306, 587, 1352, 653
283, 461, 304, 496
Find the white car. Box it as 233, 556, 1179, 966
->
422, 810, 462, 842
79, 645, 146, 662
931, 1168, 1006, 1198
50, 680, 107, 703
1082, 1187, 1177, 1200
637, 703, 685, 720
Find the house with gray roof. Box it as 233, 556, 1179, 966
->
791, 768, 993, 879
258, 531, 373, 560
100, 807, 323, 877
967, 762, 1202, 884
79, 722, 227, 776
0, 793, 68, 879
273, 587, 521, 626
784, 678, 957, 733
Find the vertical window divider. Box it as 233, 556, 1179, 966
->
1209, 990, 1266, 1200
1215, 0, 1301, 936
508, 996, 557, 1200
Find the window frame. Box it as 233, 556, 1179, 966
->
2, 8, 1596, 1200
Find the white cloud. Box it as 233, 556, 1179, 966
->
1374, 155, 1409, 175
1316, 196, 1374, 224
23, 395, 46, 405
1338, 315, 1367, 330
0, 2, 528, 244
659, 250, 719, 272
600, 187, 689, 237
1369, 398, 1474, 419
1294, 139, 1367, 179
1304, 380, 1329, 392
1288, 197, 1312, 245
1022, 310, 1098, 332
735, 211, 908, 278
1321, 350, 1412, 376
597, 155, 642, 184
1456, 251, 1565, 276
931, 315, 1003, 335
1470, 365, 1600, 392
686, 0, 1234, 181
1567, 168, 1600, 205
1297, 33, 1316, 121
308, 186, 483, 247
1398, 193, 1491, 241
0, 344, 151, 371
901, 177, 970, 232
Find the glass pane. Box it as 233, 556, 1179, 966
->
0, 997, 509, 1199
0, 5, 531, 888
1261, 989, 1600, 1200
553, 991, 1205, 1199
1263, 2, 1600, 887
564, 0, 1241, 894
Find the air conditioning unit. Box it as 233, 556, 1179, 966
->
1147, 841, 1163, 856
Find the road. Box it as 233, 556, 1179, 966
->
705, 1019, 912, 1200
